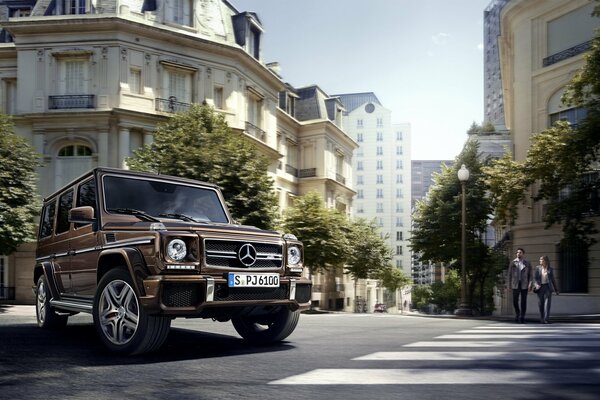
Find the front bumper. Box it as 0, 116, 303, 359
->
139, 274, 312, 316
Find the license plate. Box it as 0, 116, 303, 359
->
228, 273, 280, 287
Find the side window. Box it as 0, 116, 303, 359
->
39, 201, 57, 239
75, 178, 97, 228
56, 190, 74, 235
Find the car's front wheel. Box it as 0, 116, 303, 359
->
231, 307, 300, 344
35, 275, 68, 329
93, 268, 171, 355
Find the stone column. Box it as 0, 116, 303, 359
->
118, 127, 130, 169
97, 130, 108, 167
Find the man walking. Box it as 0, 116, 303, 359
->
507, 248, 532, 323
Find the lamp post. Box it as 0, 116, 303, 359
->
456, 164, 472, 316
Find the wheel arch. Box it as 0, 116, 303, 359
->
97, 248, 150, 297
34, 261, 60, 299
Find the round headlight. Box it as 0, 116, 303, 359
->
287, 246, 301, 265
167, 239, 187, 261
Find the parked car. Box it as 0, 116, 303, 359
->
373, 303, 387, 313
33, 168, 311, 354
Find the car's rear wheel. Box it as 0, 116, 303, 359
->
35, 275, 68, 329
93, 268, 171, 355
231, 307, 300, 344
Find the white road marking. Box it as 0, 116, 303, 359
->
269, 368, 600, 385
353, 351, 593, 361
435, 334, 597, 339
404, 340, 599, 347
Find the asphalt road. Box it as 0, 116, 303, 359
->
1, 306, 599, 400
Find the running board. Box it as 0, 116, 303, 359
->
50, 298, 93, 313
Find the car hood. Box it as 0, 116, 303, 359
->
102, 220, 282, 238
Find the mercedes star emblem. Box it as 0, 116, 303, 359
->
238, 243, 257, 267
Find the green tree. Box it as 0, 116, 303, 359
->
278, 191, 350, 276
411, 140, 496, 312
345, 218, 394, 299
0, 114, 40, 255
376, 266, 412, 312
430, 269, 461, 313
128, 104, 278, 229
411, 284, 433, 311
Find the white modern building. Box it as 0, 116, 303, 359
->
335, 92, 412, 311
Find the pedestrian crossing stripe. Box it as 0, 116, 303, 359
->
404, 340, 599, 347
353, 351, 594, 361
268, 322, 600, 385
268, 368, 600, 385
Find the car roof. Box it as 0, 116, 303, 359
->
43, 167, 220, 202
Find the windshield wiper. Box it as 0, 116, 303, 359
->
107, 208, 160, 222
159, 213, 198, 222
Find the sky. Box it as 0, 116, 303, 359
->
232, 0, 491, 160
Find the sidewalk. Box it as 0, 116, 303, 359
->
3, 304, 599, 323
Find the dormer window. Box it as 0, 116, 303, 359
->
232, 12, 264, 60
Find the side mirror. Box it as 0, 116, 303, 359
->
69, 206, 95, 224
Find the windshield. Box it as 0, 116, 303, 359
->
103, 175, 229, 224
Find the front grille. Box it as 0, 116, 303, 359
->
162, 282, 203, 307
204, 239, 282, 269
214, 283, 288, 301
295, 284, 312, 303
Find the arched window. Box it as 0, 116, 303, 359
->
548, 89, 588, 128
54, 142, 95, 189
58, 144, 92, 157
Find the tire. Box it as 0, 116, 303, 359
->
92, 268, 171, 355
35, 275, 68, 329
231, 307, 300, 344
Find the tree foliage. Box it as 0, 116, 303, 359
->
411, 140, 491, 264
430, 269, 461, 313
345, 218, 394, 282
411, 285, 433, 311
377, 266, 412, 294
0, 113, 40, 255
128, 104, 278, 229
411, 140, 500, 313
278, 191, 350, 276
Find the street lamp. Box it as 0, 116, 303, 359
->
456, 164, 472, 316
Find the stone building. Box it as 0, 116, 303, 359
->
0, 0, 356, 305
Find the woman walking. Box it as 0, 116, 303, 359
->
531, 256, 559, 324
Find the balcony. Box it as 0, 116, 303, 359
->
285, 164, 298, 177
155, 97, 191, 113
335, 173, 346, 185
543, 40, 592, 67
299, 168, 317, 178
245, 121, 266, 142
48, 95, 95, 109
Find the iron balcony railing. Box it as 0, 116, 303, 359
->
285, 164, 298, 177
336, 173, 346, 185
299, 168, 316, 178
245, 121, 266, 142
48, 95, 95, 109
543, 40, 592, 67
155, 97, 191, 113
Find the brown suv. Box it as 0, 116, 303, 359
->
34, 168, 311, 354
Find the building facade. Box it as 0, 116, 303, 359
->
0, 0, 357, 305
495, 0, 599, 314
335, 92, 412, 312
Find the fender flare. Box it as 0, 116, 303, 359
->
98, 248, 151, 297
35, 261, 61, 300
